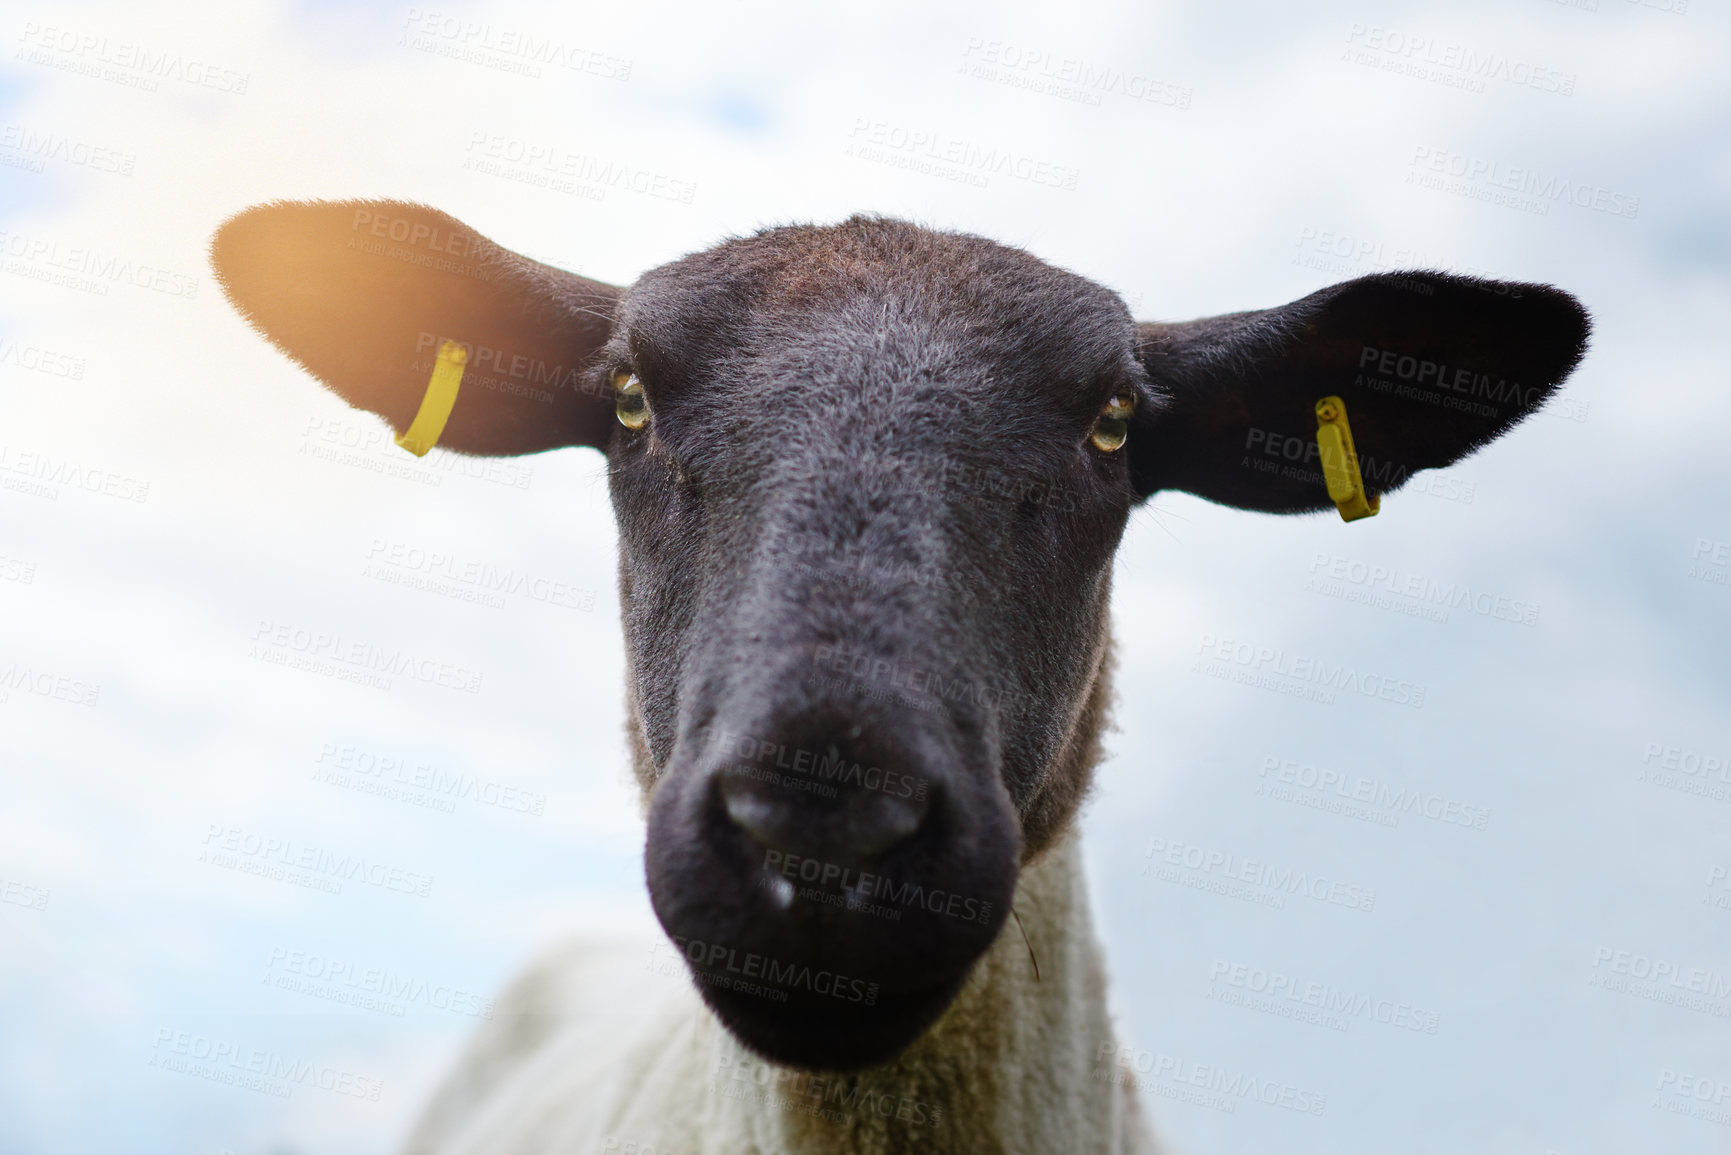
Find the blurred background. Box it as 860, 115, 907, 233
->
1, 0, 1727, 1152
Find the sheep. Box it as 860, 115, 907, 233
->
210, 200, 1590, 1155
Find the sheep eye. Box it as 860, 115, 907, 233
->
614, 372, 649, 430
1089, 392, 1135, 452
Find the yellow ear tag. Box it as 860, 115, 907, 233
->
1314, 396, 1380, 523
395, 340, 467, 457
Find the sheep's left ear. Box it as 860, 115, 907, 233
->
1128, 271, 1590, 512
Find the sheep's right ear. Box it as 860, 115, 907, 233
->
211, 199, 620, 456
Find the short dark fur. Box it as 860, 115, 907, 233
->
211, 201, 1590, 1073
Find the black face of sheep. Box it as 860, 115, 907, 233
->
212, 200, 1589, 1071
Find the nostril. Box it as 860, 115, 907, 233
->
717, 771, 931, 861
843, 787, 928, 857
720, 779, 785, 847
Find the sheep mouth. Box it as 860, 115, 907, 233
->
694, 964, 970, 1072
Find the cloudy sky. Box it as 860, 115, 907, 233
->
1, 0, 1728, 1152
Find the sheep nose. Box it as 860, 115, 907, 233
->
717, 770, 930, 861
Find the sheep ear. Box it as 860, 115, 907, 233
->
1128, 272, 1590, 512
211, 199, 620, 456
